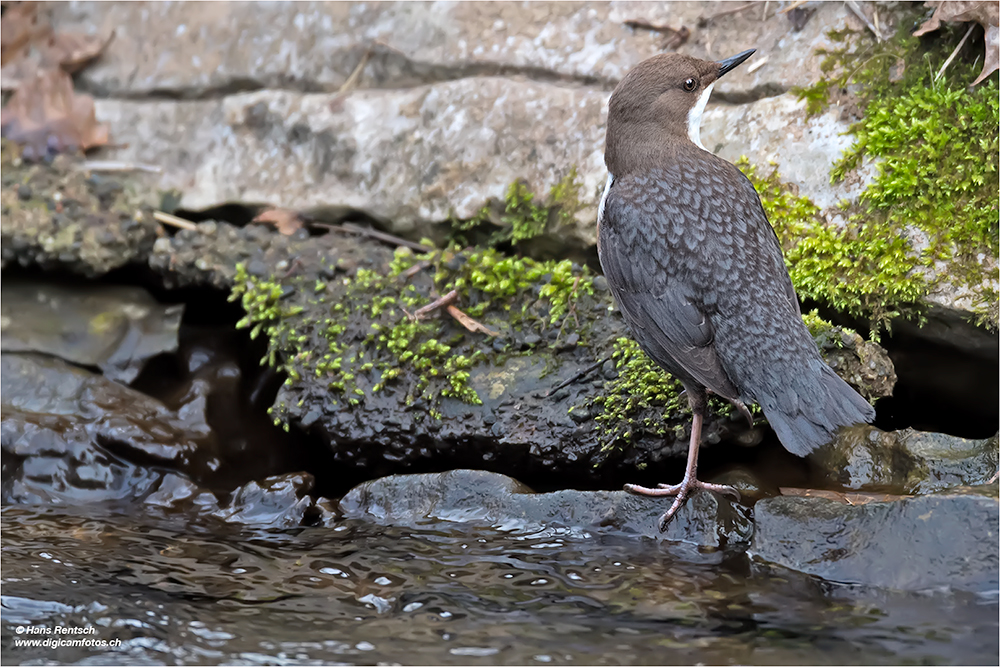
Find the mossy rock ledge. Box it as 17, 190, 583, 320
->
209, 226, 894, 481
1, 147, 895, 482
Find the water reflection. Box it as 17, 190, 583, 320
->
2, 506, 996, 665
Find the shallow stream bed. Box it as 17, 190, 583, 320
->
2, 505, 997, 665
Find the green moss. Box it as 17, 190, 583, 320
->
229, 243, 594, 422
792, 18, 999, 330
591, 312, 849, 451
452, 169, 584, 247
592, 337, 688, 449
504, 181, 549, 243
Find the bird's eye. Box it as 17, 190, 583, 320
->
683, 78, 697, 92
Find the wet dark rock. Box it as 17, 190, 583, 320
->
213, 472, 317, 527
750, 491, 999, 593
144, 472, 218, 511
340, 469, 753, 547
1, 353, 202, 504
1, 280, 184, 383
812, 326, 896, 403
811, 426, 999, 494
217, 230, 893, 481
711, 468, 775, 504
556, 332, 580, 350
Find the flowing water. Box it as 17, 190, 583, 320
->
2, 505, 996, 665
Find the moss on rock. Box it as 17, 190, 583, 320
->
792, 17, 999, 330
452, 169, 585, 249
229, 243, 595, 425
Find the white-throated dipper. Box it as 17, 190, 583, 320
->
598, 49, 876, 531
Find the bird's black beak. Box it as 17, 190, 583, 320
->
717, 49, 756, 78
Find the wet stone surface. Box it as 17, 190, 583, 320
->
1, 352, 202, 505
812, 426, 1000, 494
339, 469, 754, 548
1, 279, 184, 383
751, 490, 1000, 594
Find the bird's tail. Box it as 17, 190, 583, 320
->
764, 363, 876, 457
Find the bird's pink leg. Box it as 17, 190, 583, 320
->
624, 410, 740, 531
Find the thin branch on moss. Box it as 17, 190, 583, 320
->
412, 290, 459, 320
315, 222, 432, 253
397, 260, 431, 282
445, 304, 498, 336
935, 23, 975, 82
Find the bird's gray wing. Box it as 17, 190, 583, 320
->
598, 190, 739, 400
737, 175, 802, 317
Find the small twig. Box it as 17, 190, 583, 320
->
282, 257, 306, 278
412, 290, 459, 320
446, 305, 498, 336
935, 23, 975, 82
845, 0, 883, 42
398, 260, 431, 282
568, 276, 582, 328
410, 289, 498, 336
556, 276, 585, 339
623, 19, 669, 33
844, 52, 896, 88
338, 47, 372, 94
314, 222, 433, 253
778, 0, 809, 14
546, 356, 610, 397
78, 160, 162, 173
622, 20, 690, 49
153, 210, 198, 231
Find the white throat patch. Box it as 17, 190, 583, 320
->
687, 82, 715, 149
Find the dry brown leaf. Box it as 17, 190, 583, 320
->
253, 208, 304, 236
914, 0, 999, 85
0, 2, 47, 66
1, 67, 109, 159
40, 29, 114, 73
1, 3, 111, 90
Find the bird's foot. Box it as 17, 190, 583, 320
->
624, 478, 741, 532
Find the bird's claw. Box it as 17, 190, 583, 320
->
624, 478, 741, 532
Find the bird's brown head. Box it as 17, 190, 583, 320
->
604, 49, 755, 176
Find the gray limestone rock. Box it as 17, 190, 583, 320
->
34, 1, 994, 336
